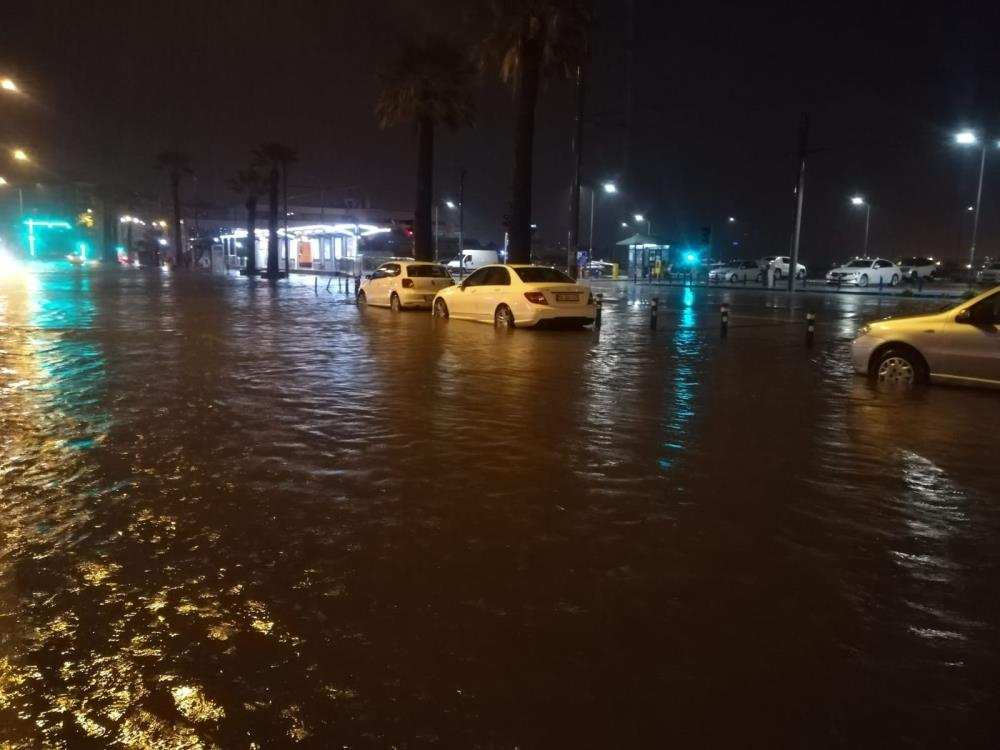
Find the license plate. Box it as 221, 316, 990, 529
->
556, 293, 579, 302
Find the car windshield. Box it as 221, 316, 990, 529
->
845, 260, 871, 268
514, 267, 574, 284
407, 264, 449, 278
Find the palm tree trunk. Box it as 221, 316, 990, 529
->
170, 171, 183, 267
266, 166, 280, 278
246, 194, 258, 275
414, 116, 434, 262
508, 39, 543, 264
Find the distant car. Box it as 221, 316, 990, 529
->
585, 260, 616, 277
708, 260, 762, 283
977, 261, 1000, 285
432, 264, 595, 328
357, 260, 453, 311
826, 258, 901, 287
759, 255, 807, 280
852, 285, 1000, 388
897, 256, 938, 281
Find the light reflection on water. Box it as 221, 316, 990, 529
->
0, 268, 997, 747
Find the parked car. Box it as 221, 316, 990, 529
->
357, 260, 454, 311
759, 255, 807, 280
445, 249, 500, 274
585, 260, 616, 277
431, 264, 595, 328
852, 286, 1000, 388
897, 256, 938, 281
826, 258, 901, 287
977, 261, 1000, 285
708, 260, 762, 283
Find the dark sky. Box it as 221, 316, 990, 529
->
2, 0, 998, 265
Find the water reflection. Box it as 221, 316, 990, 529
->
0, 269, 997, 747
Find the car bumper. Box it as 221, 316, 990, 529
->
827, 277, 861, 285
514, 303, 596, 328
851, 334, 885, 375
399, 290, 438, 308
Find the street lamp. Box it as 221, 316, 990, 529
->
850, 195, 871, 257
12, 149, 28, 162
445, 200, 456, 209
634, 213, 651, 234
1, 77, 17, 93
602, 182, 617, 194
954, 130, 1000, 281
587, 182, 618, 254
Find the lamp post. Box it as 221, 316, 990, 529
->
850, 196, 871, 257
955, 131, 1000, 282
588, 181, 617, 255
634, 213, 651, 235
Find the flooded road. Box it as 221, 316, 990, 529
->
1, 266, 998, 748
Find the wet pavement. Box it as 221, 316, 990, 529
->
1, 265, 998, 748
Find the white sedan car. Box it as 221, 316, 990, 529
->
432, 264, 595, 328
826, 258, 902, 287
357, 260, 454, 311
759, 255, 807, 280
977, 261, 1000, 285
708, 260, 762, 283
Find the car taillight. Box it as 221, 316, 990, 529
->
524, 291, 549, 305
402, 278, 414, 288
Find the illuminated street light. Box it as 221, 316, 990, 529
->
602, 182, 617, 194
967, 205, 974, 211
1, 78, 18, 93
849, 195, 871, 256
12, 149, 28, 162
727, 216, 736, 223
954, 129, 1000, 282
633, 213, 651, 234
621, 222, 628, 228
0, 176, 6, 186
445, 200, 456, 209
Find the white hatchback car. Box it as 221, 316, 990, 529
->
357, 260, 454, 311
826, 258, 901, 287
431, 264, 595, 328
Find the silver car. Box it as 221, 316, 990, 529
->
852, 286, 1000, 388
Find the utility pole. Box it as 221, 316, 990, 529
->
283, 165, 290, 275
788, 114, 809, 293
568, 65, 585, 279
623, 0, 635, 190
458, 167, 465, 262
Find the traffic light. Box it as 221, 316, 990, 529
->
700, 226, 712, 246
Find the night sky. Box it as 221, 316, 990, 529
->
2, 0, 998, 265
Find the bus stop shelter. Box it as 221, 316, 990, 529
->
617, 233, 673, 280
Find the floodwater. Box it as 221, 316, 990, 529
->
1, 266, 998, 748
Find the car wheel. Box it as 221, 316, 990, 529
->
433, 298, 449, 319
357, 290, 367, 305
494, 304, 515, 328
873, 348, 926, 386
858, 274, 869, 287
730, 273, 739, 283
890, 274, 899, 287
390, 293, 402, 312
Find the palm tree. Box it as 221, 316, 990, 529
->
154, 150, 193, 267
227, 168, 267, 276
254, 143, 297, 279
375, 36, 475, 262
480, 0, 591, 263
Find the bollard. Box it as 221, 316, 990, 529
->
594, 293, 603, 328
836, 276, 842, 291
650, 297, 659, 331
720, 303, 729, 338
326, 277, 333, 292
315, 276, 318, 294
806, 312, 816, 347
917, 275, 923, 293
878, 277, 884, 294
354, 276, 360, 296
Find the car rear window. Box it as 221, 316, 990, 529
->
407, 264, 450, 278
514, 267, 574, 284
